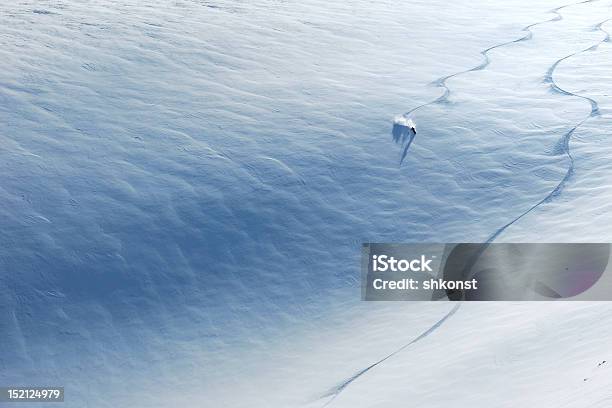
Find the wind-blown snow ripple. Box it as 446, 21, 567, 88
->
1, 1, 612, 407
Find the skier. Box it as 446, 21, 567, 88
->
406, 119, 416, 134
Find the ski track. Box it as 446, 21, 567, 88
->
397, 0, 597, 165
485, 15, 610, 243
321, 2, 609, 407
319, 304, 461, 407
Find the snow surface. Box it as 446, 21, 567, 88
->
1, 0, 612, 407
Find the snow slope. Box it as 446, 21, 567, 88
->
1, 0, 612, 407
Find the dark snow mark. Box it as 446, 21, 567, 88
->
395, 0, 597, 165
81, 63, 97, 72
32, 9, 55, 15
583, 360, 608, 382
485, 15, 610, 243
320, 304, 460, 407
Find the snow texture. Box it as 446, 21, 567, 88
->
1, 0, 612, 407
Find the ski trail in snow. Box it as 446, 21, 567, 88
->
485, 16, 610, 243
323, 4, 607, 407
396, 0, 596, 165
320, 303, 460, 407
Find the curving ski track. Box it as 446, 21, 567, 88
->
397, 0, 596, 165
323, 3, 608, 407
485, 15, 610, 243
